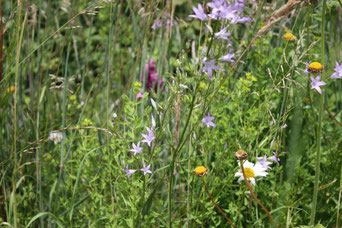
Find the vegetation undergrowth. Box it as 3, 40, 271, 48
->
1, 0, 342, 227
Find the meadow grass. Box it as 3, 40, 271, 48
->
1, 0, 342, 227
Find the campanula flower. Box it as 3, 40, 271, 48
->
202, 112, 216, 128
330, 61, 342, 79
189, 4, 207, 21
130, 142, 143, 156
140, 162, 152, 176
202, 58, 221, 80
141, 127, 156, 147
122, 165, 136, 180
310, 74, 326, 94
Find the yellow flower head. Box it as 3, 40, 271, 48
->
7, 86, 15, 92
283, 33, 296, 41
194, 166, 208, 176
308, 62, 323, 73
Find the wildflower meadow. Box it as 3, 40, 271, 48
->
1, 0, 342, 227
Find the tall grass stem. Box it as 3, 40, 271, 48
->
310, 0, 326, 225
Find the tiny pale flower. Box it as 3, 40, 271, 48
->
269, 152, 280, 166
49, 132, 64, 144
141, 127, 156, 147
220, 52, 235, 63
122, 165, 136, 180
214, 27, 231, 40
202, 112, 216, 128
303, 62, 310, 74
130, 141, 143, 156
140, 162, 152, 176
310, 74, 326, 94
331, 61, 342, 79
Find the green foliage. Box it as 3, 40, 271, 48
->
1, 0, 342, 227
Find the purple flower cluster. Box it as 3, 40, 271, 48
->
189, 0, 252, 24
189, 1, 252, 80
256, 152, 280, 170
141, 59, 164, 91
123, 121, 156, 180
152, 17, 172, 30
122, 162, 152, 180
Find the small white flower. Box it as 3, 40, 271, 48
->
151, 115, 156, 128
150, 98, 157, 110
179, 84, 188, 89
234, 160, 268, 186
48, 132, 64, 144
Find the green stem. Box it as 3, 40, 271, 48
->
336, 166, 342, 228
168, 83, 199, 228
13, 3, 25, 227
310, 0, 326, 225
201, 176, 235, 227
239, 160, 277, 228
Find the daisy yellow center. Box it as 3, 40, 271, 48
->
194, 166, 208, 176
244, 167, 255, 178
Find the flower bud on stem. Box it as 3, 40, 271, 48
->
239, 160, 278, 228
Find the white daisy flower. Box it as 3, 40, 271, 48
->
234, 160, 268, 186
48, 132, 64, 144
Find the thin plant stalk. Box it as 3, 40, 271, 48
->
201, 176, 235, 228
337, 166, 342, 228
239, 160, 277, 228
13, 2, 25, 226
310, 0, 326, 225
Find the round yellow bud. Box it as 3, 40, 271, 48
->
308, 62, 323, 73
194, 166, 208, 176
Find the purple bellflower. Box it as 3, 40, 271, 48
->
140, 162, 152, 176
257, 155, 272, 170
141, 127, 156, 147
303, 62, 310, 74
215, 27, 231, 40
220, 52, 235, 64
122, 165, 136, 180
310, 74, 326, 94
207, 0, 227, 20
331, 61, 342, 79
202, 112, 216, 128
189, 4, 207, 21
202, 59, 221, 80
269, 152, 280, 166
129, 141, 143, 156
